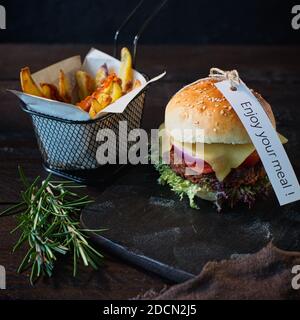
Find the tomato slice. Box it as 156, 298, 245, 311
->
187, 160, 214, 174
171, 146, 260, 175
240, 151, 260, 168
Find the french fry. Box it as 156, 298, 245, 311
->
20, 67, 44, 97
77, 95, 93, 112
119, 47, 133, 93
76, 70, 95, 101
40, 83, 53, 99
89, 99, 102, 118
40, 83, 62, 101
110, 81, 122, 102
89, 94, 112, 119
95, 63, 109, 88
77, 75, 115, 113
97, 73, 120, 94
99, 75, 114, 95
133, 79, 142, 90
94, 93, 112, 112
58, 69, 72, 103
89, 104, 98, 119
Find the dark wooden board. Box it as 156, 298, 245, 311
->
81, 164, 300, 283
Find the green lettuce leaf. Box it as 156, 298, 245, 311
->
154, 160, 271, 211
154, 161, 203, 209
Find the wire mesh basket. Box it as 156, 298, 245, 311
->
20, 0, 167, 181
22, 89, 146, 171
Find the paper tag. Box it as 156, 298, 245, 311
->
215, 80, 300, 206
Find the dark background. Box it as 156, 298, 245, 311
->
0, 0, 299, 44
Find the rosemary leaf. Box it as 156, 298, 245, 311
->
0, 168, 104, 285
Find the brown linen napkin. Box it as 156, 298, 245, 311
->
138, 243, 300, 300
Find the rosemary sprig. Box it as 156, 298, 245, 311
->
0, 167, 105, 285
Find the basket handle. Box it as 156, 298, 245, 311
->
114, 0, 168, 68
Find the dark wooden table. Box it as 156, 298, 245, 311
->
0, 44, 299, 299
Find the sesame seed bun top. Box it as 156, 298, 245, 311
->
165, 78, 276, 144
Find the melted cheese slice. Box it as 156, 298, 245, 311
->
159, 123, 287, 182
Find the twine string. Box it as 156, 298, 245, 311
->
209, 67, 241, 91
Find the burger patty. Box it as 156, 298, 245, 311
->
169, 148, 267, 191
